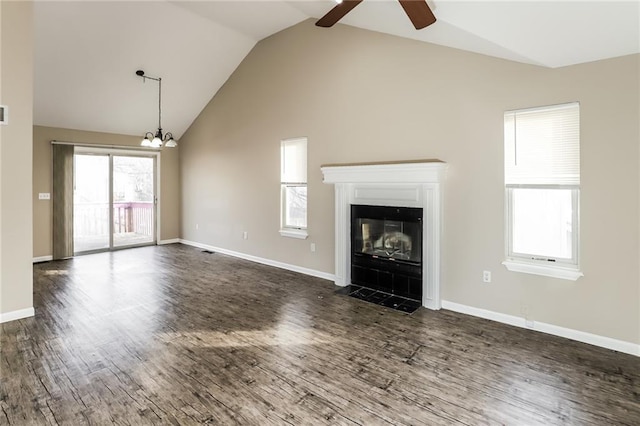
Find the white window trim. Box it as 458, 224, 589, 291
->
502, 260, 583, 281
279, 228, 308, 239
503, 102, 582, 281
280, 137, 308, 239
280, 184, 308, 239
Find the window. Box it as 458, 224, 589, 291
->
503, 102, 582, 280
280, 137, 308, 239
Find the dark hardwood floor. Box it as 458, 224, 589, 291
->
1, 244, 638, 425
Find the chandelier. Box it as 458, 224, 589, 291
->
136, 70, 177, 148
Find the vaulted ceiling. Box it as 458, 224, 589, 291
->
34, 1, 640, 140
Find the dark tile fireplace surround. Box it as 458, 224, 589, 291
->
342, 204, 423, 313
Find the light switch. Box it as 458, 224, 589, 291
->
38, 193, 51, 200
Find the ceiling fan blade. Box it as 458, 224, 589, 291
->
316, 0, 364, 28
398, 0, 437, 29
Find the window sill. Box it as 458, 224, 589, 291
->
279, 229, 308, 240
502, 260, 583, 281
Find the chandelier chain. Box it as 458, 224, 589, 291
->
158, 78, 162, 131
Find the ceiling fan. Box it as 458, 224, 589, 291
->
316, 0, 436, 30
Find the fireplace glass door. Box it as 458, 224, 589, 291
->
354, 218, 421, 263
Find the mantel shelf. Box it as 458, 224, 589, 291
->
321, 161, 448, 185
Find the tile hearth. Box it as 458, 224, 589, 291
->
335, 285, 422, 313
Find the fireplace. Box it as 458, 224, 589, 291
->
321, 160, 447, 310
351, 204, 423, 301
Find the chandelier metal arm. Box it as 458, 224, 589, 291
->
136, 70, 176, 148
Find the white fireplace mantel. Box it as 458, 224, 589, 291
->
321, 160, 448, 310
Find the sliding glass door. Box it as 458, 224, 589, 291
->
74, 154, 110, 252
73, 150, 157, 254
112, 156, 155, 248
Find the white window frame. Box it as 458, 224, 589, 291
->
279, 137, 308, 240
503, 185, 582, 280
502, 103, 583, 280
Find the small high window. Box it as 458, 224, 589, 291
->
280, 137, 308, 239
503, 102, 582, 280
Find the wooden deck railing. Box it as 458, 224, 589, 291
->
74, 202, 154, 237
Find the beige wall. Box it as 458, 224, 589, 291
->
1, 1, 34, 315
33, 126, 181, 258
180, 20, 640, 345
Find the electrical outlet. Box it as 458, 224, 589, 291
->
310, 243, 316, 252
195, 223, 199, 230
243, 231, 248, 240
38, 193, 50, 200
482, 270, 491, 283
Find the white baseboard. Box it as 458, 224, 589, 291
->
32, 240, 181, 261
0, 307, 35, 324
180, 239, 335, 282
158, 239, 180, 245
33, 240, 180, 262
442, 300, 639, 357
